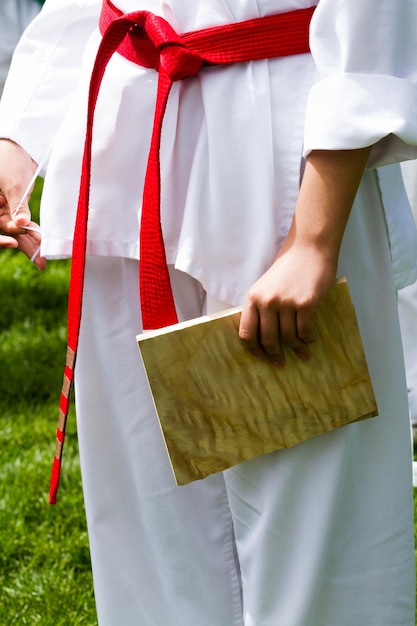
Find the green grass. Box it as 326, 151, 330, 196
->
0, 180, 97, 624
0, 180, 416, 624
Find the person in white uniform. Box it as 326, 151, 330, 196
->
0, 0, 43, 96
399, 160, 417, 448
0, 1, 417, 624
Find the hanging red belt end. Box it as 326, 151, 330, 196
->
49, 456, 62, 505
49, 425, 65, 504
49, 348, 74, 503
49, 422, 66, 504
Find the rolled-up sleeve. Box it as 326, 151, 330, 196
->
0, 0, 100, 165
304, 0, 417, 167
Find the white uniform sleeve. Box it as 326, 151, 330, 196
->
0, 0, 101, 165
304, 0, 417, 167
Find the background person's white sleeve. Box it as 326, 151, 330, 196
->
0, 0, 101, 165
0, 0, 42, 96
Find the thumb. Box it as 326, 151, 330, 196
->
11, 200, 32, 227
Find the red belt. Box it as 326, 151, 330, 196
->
49, 0, 315, 503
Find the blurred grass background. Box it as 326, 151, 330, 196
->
0, 179, 416, 624
0, 179, 97, 624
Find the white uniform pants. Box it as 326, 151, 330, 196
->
75, 170, 415, 625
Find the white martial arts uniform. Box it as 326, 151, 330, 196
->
399, 160, 417, 439
1, 1, 417, 624
0, 0, 42, 95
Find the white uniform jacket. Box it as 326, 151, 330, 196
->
1, 0, 417, 300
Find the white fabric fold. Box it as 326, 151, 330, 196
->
304, 74, 417, 166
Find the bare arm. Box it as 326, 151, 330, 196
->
239, 146, 372, 366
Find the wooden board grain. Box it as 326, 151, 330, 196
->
137, 278, 378, 485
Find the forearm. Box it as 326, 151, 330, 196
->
281, 147, 372, 264
239, 146, 372, 365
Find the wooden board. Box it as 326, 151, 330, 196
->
137, 278, 378, 485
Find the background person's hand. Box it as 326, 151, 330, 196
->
0, 139, 46, 269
